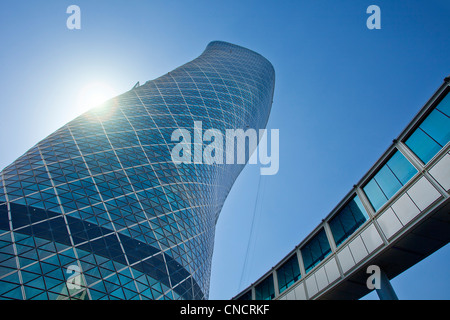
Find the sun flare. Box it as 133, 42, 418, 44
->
77, 82, 117, 113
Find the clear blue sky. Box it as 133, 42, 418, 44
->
0, 0, 449, 300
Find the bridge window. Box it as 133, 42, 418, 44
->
254, 274, 275, 300
276, 254, 301, 294
329, 195, 369, 248
301, 228, 331, 273
236, 290, 252, 300
405, 91, 450, 164
363, 150, 417, 212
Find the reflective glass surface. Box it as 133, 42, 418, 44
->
236, 290, 252, 300
405, 91, 450, 163
276, 254, 301, 293
0, 41, 275, 300
254, 274, 275, 300
363, 150, 417, 212
301, 229, 331, 273
329, 195, 369, 247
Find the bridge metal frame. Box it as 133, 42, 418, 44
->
233, 77, 450, 300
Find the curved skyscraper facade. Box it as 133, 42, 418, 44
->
0, 41, 275, 300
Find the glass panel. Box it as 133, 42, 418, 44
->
405, 129, 441, 164
420, 109, 450, 147
436, 93, 450, 116
301, 248, 313, 274
363, 179, 387, 212
405, 91, 450, 164
363, 150, 417, 212
330, 195, 369, 247
236, 290, 253, 300
386, 151, 417, 185
329, 218, 345, 247
276, 255, 301, 294
373, 166, 402, 200
351, 196, 368, 222
254, 274, 275, 300
301, 229, 331, 273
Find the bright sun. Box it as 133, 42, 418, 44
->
77, 82, 117, 113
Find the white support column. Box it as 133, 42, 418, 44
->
323, 221, 337, 253
296, 248, 306, 278
355, 187, 376, 219
272, 270, 279, 299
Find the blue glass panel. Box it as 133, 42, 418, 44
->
405, 92, 450, 165
363, 179, 387, 212
405, 129, 441, 164
318, 231, 331, 253
386, 151, 417, 185
374, 166, 402, 199
301, 229, 331, 273
276, 254, 301, 293
353, 196, 368, 220
364, 151, 416, 212
330, 195, 369, 247
339, 207, 355, 229
329, 218, 345, 247
2, 286, 23, 299
236, 290, 252, 300
301, 249, 313, 273
436, 92, 450, 117
254, 274, 275, 300
420, 109, 450, 147
0, 281, 18, 296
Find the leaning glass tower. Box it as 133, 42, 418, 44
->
0, 41, 275, 300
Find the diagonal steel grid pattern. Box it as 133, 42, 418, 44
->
0, 41, 275, 300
